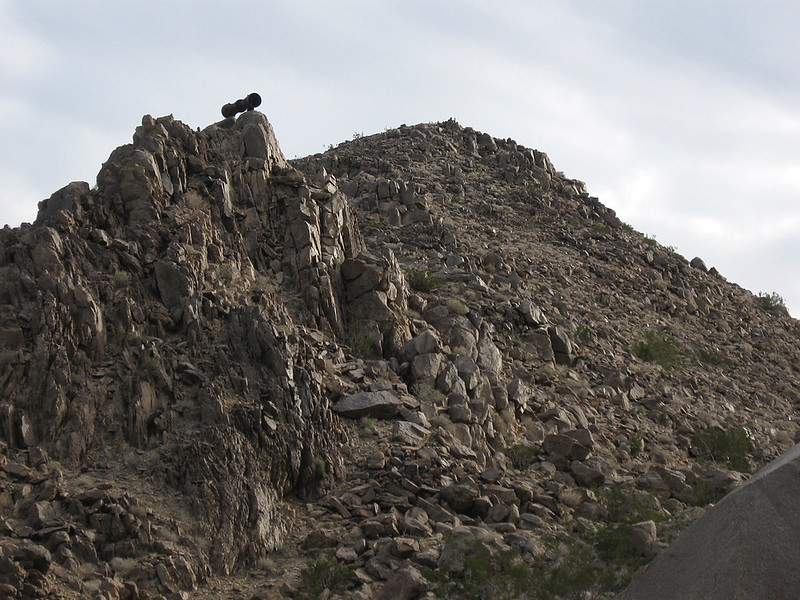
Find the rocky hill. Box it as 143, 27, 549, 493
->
0, 109, 798, 599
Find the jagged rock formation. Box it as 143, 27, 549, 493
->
0, 111, 392, 597
1, 111, 799, 599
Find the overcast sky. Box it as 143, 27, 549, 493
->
2, 1, 798, 315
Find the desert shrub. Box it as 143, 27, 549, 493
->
446, 298, 470, 315
575, 324, 594, 344
629, 434, 644, 458
536, 541, 604, 599
756, 291, 787, 313
358, 416, 377, 437
691, 426, 752, 472
505, 443, 539, 470
577, 484, 665, 592
427, 541, 530, 599
688, 278, 708, 295
406, 268, 444, 292
687, 478, 729, 506
411, 381, 445, 405
632, 330, 682, 369
589, 524, 651, 591
427, 536, 601, 600
601, 483, 663, 525
695, 347, 731, 366
345, 314, 380, 358
298, 554, 355, 600
312, 457, 326, 479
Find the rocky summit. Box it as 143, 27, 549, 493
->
0, 108, 798, 600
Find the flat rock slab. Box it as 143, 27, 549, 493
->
333, 390, 402, 419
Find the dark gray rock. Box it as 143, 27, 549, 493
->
333, 391, 402, 419
378, 566, 427, 600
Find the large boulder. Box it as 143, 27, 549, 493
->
333, 390, 403, 419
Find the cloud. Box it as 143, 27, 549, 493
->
0, 1, 54, 80
0, 1, 797, 314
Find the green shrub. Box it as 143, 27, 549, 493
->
298, 554, 354, 600
430, 543, 529, 599
358, 416, 377, 436
687, 478, 729, 506
590, 524, 651, 590
406, 268, 444, 293
688, 278, 708, 295
446, 298, 470, 315
696, 347, 731, 366
629, 434, 644, 458
632, 330, 682, 369
505, 444, 539, 470
427, 537, 601, 600
345, 315, 380, 358
312, 457, 326, 479
601, 483, 663, 525
411, 381, 445, 405
575, 324, 593, 344
537, 542, 601, 600
756, 291, 787, 313
691, 426, 752, 472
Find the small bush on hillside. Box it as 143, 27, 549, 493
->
406, 268, 444, 292
446, 298, 470, 315
426, 536, 602, 600
632, 331, 683, 369
358, 416, 377, 437
505, 443, 539, 470
687, 478, 730, 506
298, 554, 355, 600
426, 541, 530, 599
590, 524, 651, 590
756, 291, 787, 313
411, 381, 445, 405
575, 324, 594, 344
601, 483, 664, 525
691, 425, 752, 472
696, 347, 731, 367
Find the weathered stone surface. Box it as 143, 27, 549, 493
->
400, 329, 441, 362
543, 432, 592, 463
334, 390, 402, 419
393, 421, 431, 446
690, 256, 708, 272
518, 299, 546, 326
378, 566, 427, 600
476, 331, 502, 374
547, 326, 573, 365
440, 484, 479, 513
411, 352, 442, 381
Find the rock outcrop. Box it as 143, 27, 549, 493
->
0, 111, 378, 597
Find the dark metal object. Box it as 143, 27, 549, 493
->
221, 93, 262, 118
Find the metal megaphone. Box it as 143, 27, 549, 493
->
221, 93, 262, 119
